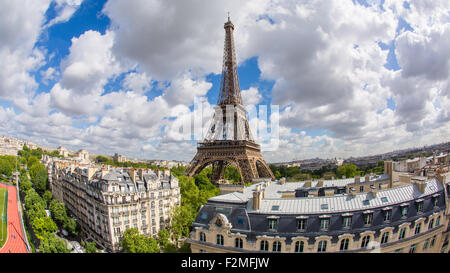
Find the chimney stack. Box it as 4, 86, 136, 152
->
280, 178, 286, 185
253, 191, 261, 210
354, 176, 360, 183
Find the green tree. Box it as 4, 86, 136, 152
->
84, 241, 99, 253
40, 233, 70, 253
32, 217, 58, 240
95, 155, 109, 163
337, 164, 358, 179
49, 200, 67, 227
30, 164, 48, 195
19, 174, 32, 193
224, 165, 241, 183
63, 217, 78, 235
120, 228, 159, 253
169, 206, 196, 241
43, 191, 52, 206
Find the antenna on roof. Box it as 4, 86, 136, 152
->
227, 11, 230, 21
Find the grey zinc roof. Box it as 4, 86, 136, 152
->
252, 178, 442, 215
209, 192, 247, 203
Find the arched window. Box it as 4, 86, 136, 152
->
235, 238, 243, 249
295, 241, 304, 253
216, 234, 224, 245
260, 240, 269, 251
361, 235, 370, 248
398, 228, 406, 240
272, 241, 281, 252
317, 240, 327, 252
340, 238, 350, 251
199, 232, 206, 242
428, 218, 434, 229
381, 232, 389, 244
415, 223, 422, 235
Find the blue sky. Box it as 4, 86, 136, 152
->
0, 0, 449, 162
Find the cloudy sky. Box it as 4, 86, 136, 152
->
0, 0, 449, 163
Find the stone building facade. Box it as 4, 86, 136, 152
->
49, 162, 181, 252
188, 161, 450, 253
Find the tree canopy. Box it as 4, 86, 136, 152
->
120, 228, 159, 253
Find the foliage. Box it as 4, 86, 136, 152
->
336, 164, 358, 179
43, 190, 53, 205
40, 233, 70, 253
32, 217, 58, 240
120, 228, 159, 253
95, 155, 109, 163
0, 155, 16, 178
224, 165, 241, 183
29, 163, 48, 195
169, 206, 196, 241
84, 241, 99, 253
19, 173, 32, 192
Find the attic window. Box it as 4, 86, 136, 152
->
381, 197, 388, 203
272, 205, 280, 211
321, 204, 329, 210
201, 213, 207, 220
363, 200, 370, 206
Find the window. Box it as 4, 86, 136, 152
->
317, 241, 327, 252
381, 197, 388, 203
428, 219, 434, 230
199, 249, 206, 253
216, 234, 224, 245
295, 241, 304, 253
363, 200, 370, 206
360, 186, 364, 192
340, 238, 350, 251
297, 219, 307, 231
436, 216, 441, 226
383, 209, 392, 222
235, 238, 243, 249
401, 206, 408, 217
321, 204, 329, 210
409, 244, 417, 253
381, 232, 389, 244
398, 228, 406, 240
416, 202, 423, 214
199, 232, 206, 242
395, 248, 403, 253
343, 216, 352, 229
268, 219, 278, 230
260, 240, 269, 251
433, 197, 439, 207
272, 241, 282, 252
361, 236, 370, 248
320, 218, 330, 230
423, 238, 430, 250
415, 223, 422, 235
237, 217, 244, 225
363, 213, 373, 225
430, 235, 436, 248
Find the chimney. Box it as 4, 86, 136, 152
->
414, 179, 426, 194
138, 169, 144, 181
370, 185, 377, 197
399, 174, 411, 184
253, 191, 261, 210
280, 178, 286, 185
354, 176, 360, 183
316, 180, 323, 187
304, 180, 311, 187
128, 168, 136, 183
324, 189, 334, 197
365, 175, 370, 182
349, 187, 356, 198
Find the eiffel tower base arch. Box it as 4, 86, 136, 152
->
186, 140, 275, 185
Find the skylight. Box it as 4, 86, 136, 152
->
272, 205, 280, 211
321, 204, 329, 210
381, 197, 388, 203
363, 200, 370, 206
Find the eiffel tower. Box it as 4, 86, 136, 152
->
186, 16, 275, 185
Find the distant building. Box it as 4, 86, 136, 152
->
57, 146, 69, 157
113, 153, 127, 163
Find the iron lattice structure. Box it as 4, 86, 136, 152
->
186, 17, 275, 185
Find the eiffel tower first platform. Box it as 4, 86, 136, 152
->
186, 16, 275, 185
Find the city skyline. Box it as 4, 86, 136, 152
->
1, 0, 449, 163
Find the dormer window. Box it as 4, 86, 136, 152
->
268, 218, 278, 231
416, 200, 424, 214
297, 218, 307, 231
363, 211, 373, 226
432, 194, 440, 207
383, 208, 392, 222
342, 215, 352, 229
320, 217, 330, 230
400, 204, 408, 218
